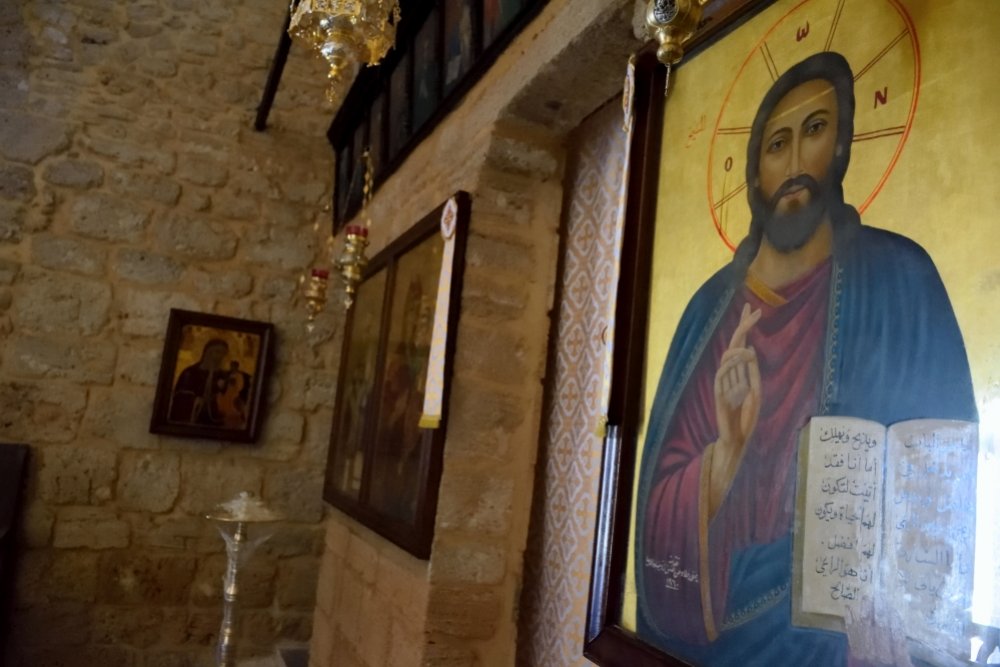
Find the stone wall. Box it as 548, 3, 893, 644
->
1, 1, 337, 665
308, 1, 642, 666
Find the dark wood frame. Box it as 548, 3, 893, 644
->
329, 0, 549, 231
323, 192, 470, 559
149, 309, 275, 444
583, 2, 783, 665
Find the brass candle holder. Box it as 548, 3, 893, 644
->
334, 224, 369, 310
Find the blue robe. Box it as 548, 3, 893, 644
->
635, 210, 977, 666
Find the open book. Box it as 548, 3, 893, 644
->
792, 416, 978, 663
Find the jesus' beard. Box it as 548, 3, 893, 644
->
760, 174, 833, 253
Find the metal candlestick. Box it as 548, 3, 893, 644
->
206, 492, 284, 667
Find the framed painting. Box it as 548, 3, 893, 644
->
482, 0, 523, 50
150, 309, 274, 443
324, 193, 471, 558
387, 50, 412, 163
412, 5, 442, 132
586, 2, 1000, 667
443, 0, 476, 94
369, 91, 386, 179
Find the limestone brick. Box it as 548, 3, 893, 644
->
461, 272, 529, 322
53, 506, 130, 549
258, 524, 324, 559
70, 192, 153, 242
436, 474, 514, 536
426, 586, 502, 640
177, 455, 263, 514
0, 111, 70, 164
15, 549, 100, 604
81, 385, 161, 449
263, 466, 324, 523
177, 153, 227, 187
114, 343, 162, 386
276, 555, 321, 611
114, 248, 185, 284
82, 135, 176, 173
444, 382, 525, 461
117, 450, 180, 512
430, 541, 507, 586
190, 554, 275, 609
13, 269, 112, 335
0, 258, 19, 284
19, 501, 55, 548
43, 159, 105, 188
464, 231, 537, 276
11, 646, 138, 667
156, 212, 238, 260
453, 325, 529, 386
97, 551, 198, 605
185, 267, 254, 298
108, 169, 181, 204
0, 164, 36, 201
0, 201, 26, 243
3, 375, 86, 439
30, 233, 107, 276
8, 602, 91, 647
117, 288, 200, 336
241, 225, 315, 272
91, 606, 164, 648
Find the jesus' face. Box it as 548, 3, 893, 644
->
755, 79, 840, 251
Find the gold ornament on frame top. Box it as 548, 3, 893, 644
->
288, 0, 402, 105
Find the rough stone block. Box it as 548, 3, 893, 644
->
130, 514, 214, 552
109, 170, 180, 204
81, 385, 160, 449
31, 233, 106, 275
10, 645, 137, 667
191, 554, 275, 609
54, 507, 130, 549
19, 501, 55, 547
346, 533, 377, 586
84, 135, 175, 173
43, 159, 104, 188
445, 380, 527, 460
8, 602, 91, 647
138, 55, 177, 78
0, 380, 87, 444
157, 213, 237, 260
210, 192, 257, 220
0, 164, 35, 201
15, 549, 100, 604
275, 556, 320, 611
257, 275, 298, 301
70, 192, 151, 242
177, 154, 227, 187
258, 524, 324, 559
465, 232, 536, 276
177, 455, 263, 514
436, 474, 513, 536
97, 551, 198, 605
486, 134, 560, 178
0, 257, 19, 284
118, 288, 200, 336
461, 273, 529, 322
421, 636, 477, 667
5, 335, 116, 384
115, 343, 162, 386
0, 111, 70, 164
242, 226, 314, 271
426, 586, 501, 639
118, 450, 180, 512
0, 201, 26, 243
186, 267, 253, 298
92, 606, 165, 649
13, 269, 111, 334
114, 248, 184, 284
37, 445, 116, 505
263, 467, 323, 523
429, 542, 506, 586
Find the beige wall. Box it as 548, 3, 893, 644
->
308, 2, 642, 667
1, 1, 339, 665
